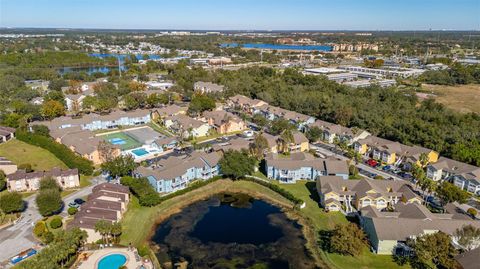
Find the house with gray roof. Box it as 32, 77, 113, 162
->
135, 151, 221, 193
427, 157, 480, 194
0, 126, 15, 143
360, 202, 480, 255
163, 114, 210, 138
265, 152, 349, 183
194, 81, 225, 94
317, 176, 421, 213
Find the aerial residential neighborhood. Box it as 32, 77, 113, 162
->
0, 1, 479, 269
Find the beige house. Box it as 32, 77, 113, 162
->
317, 176, 421, 213
0, 157, 18, 175
228, 94, 268, 114
6, 168, 79, 192
163, 114, 210, 138
203, 110, 246, 134
69, 183, 130, 243
278, 131, 309, 153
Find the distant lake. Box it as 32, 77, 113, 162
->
221, 43, 333, 51
151, 193, 316, 269
57, 53, 162, 75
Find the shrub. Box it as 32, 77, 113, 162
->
39, 177, 61, 191
16, 131, 94, 175
0, 192, 24, 214
374, 175, 384, 180
67, 207, 78, 215
467, 208, 477, 217
18, 163, 33, 172
42, 231, 54, 244
121, 176, 161, 207
50, 216, 63, 229
33, 221, 48, 238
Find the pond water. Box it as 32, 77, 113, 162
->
151, 193, 316, 269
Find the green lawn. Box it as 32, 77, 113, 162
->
276, 181, 409, 269
0, 140, 67, 171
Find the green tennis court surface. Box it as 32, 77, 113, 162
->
100, 132, 142, 150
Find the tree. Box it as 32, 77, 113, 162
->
101, 155, 136, 178
410, 231, 458, 269
219, 149, 256, 179
306, 126, 323, 142
110, 222, 122, 243
249, 133, 269, 160
453, 224, 480, 251
95, 219, 111, 244
33, 221, 48, 238
251, 114, 269, 130
466, 208, 477, 218
49, 216, 63, 229
0, 170, 6, 191
39, 177, 61, 191
68, 207, 78, 215
0, 192, 24, 214
188, 94, 215, 116
436, 181, 470, 206
269, 117, 294, 136
279, 129, 294, 152
330, 223, 367, 256
36, 188, 62, 216
98, 141, 118, 163
41, 100, 65, 120
32, 124, 50, 136
418, 153, 430, 168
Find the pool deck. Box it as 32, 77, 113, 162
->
76, 247, 152, 269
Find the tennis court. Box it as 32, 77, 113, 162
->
100, 132, 142, 150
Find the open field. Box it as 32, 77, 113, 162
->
0, 140, 67, 171
422, 84, 480, 114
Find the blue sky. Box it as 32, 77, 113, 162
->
0, 0, 479, 30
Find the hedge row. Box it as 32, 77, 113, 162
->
16, 131, 94, 175
121, 176, 161, 206
240, 177, 304, 205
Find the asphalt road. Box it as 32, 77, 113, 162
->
0, 176, 104, 267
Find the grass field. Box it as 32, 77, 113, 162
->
422, 83, 480, 114
99, 132, 142, 150
0, 140, 67, 171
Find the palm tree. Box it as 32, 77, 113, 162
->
419, 153, 429, 168
111, 222, 122, 244
95, 220, 109, 244
279, 129, 293, 153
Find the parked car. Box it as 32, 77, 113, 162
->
366, 159, 378, 167
382, 165, 391, 171
74, 198, 85, 204
68, 202, 80, 208
242, 130, 255, 138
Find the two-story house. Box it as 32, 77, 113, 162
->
7, 168, 80, 192
426, 157, 480, 194
203, 110, 246, 134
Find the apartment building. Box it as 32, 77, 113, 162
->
69, 183, 130, 243
317, 176, 421, 213
203, 110, 246, 134
6, 168, 79, 192
135, 151, 221, 193
265, 152, 349, 183
360, 202, 480, 254
228, 94, 268, 114
427, 157, 480, 194
163, 114, 210, 138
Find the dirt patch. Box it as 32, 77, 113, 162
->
422, 84, 480, 114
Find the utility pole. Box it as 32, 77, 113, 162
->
118, 55, 122, 78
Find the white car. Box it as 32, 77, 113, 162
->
243, 130, 254, 138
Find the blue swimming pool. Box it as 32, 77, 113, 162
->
97, 254, 126, 269
132, 148, 149, 157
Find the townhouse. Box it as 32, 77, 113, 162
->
6, 168, 79, 192
360, 202, 480, 255
427, 157, 480, 194
261, 132, 279, 153
0, 157, 17, 175
265, 152, 349, 183
69, 183, 130, 243
0, 126, 15, 143
203, 110, 246, 134
153, 104, 187, 119
228, 94, 268, 114
212, 137, 251, 153
64, 88, 95, 112
135, 151, 221, 193
194, 81, 225, 94
316, 176, 421, 213
163, 114, 210, 138
278, 131, 309, 153
354, 136, 438, 166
